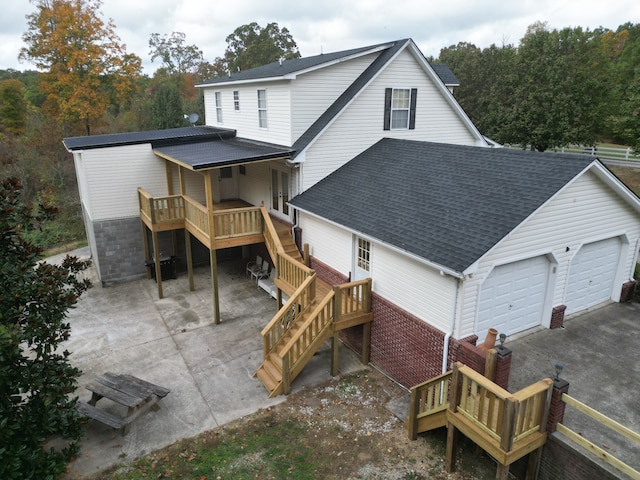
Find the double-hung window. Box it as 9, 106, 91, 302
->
384, 88, 417, 130
215, 91, 223, 123
233, 90, 240, 111
257, 89, 268, 128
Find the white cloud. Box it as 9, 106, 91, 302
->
3, 0, 639, 73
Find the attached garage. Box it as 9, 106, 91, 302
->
476, 255, 551, 341
564, 237, 622, 315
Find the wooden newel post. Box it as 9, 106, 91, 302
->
407, 385, 419, 441
445, 362, 464, 473
281, 354, 290, 395
484, 348, 498, 381
331, 286, 341, 377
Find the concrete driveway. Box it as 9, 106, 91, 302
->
507, 300, 640, 473
54, 248, 363, 479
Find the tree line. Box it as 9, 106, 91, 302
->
434, 21, 640, 152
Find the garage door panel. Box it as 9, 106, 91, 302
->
477, 255, 550, 342
565, 237, 621, 315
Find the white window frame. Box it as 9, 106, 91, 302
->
357, 238, 371, 272
215, 91, 223, 123
257, 89, 268, 128
233, 90, 240, 111
390, 88, 410, 129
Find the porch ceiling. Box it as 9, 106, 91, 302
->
153, 137, 294, 171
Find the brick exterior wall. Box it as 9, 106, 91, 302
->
551, 305, 567, 329
310, 256, 482, 389
619, 280, 637, 303
538, 433, 622, 480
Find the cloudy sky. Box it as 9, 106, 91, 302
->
2, 0, 638, 74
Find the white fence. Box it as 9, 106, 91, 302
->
504, 144, 640, 162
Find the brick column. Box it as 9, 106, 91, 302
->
620, 280, 637, 303
493, 345, 512, 390
550, 305, 566, 329
547, 377, 570, 433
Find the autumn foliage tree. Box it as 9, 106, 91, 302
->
19, 0, 141, 135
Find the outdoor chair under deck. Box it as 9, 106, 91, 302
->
252, 261, 271, 283
246, 255, 263, 278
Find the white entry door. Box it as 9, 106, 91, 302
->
476, 255, 550, 342
564, 237, 621, 315
270, 166, 290, 220
352, 236, 371, 281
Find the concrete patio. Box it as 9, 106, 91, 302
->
54, 248, 363, 479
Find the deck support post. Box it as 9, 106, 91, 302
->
152, 231, 163, 299
185, 230, 194, 291
331, 334, 339, 376
210, 249, 220, 324
445, 363, 463, 473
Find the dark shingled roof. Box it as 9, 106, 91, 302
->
290, 139, 595, 273
63, 126, 235, 151
431, 64, 460, 86
154, 138, 293, 170
196, 41, 399, 86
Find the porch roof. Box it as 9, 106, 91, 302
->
153, 137, 293, 170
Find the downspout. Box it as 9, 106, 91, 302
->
441, 276, 460, 373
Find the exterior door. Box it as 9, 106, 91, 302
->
564, 237, 621, 315
218, 166, 237, 200
476, 255, 550, 342
270, 166, 290, 219
352, 236, 371, 281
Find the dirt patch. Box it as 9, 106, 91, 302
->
94, 368, 496, 479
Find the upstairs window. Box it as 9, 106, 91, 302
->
215, 91, 223, 123
257, 89, 268, 128
233, 90, 240, 111
384, 88, 417, 130
357, 238, 371, 272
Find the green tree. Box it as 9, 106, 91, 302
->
152, 81, 184, 129
0, 79, 28, 135
0, 177, 91, 479
149, 32, 203, 80
20, 0, 142, 135
223, 22, 300, 72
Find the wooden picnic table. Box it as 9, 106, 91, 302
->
77, 372, 170, 435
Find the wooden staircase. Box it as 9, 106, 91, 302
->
254, 208, 372, 397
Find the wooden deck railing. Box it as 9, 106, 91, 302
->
407, 370, 453, 440
213, 206, 262, 240
138, 189, 185, 226
261, 274, 316, 357
557, 394, 640, 480
183, 195, 209, 237
280, 289, 335, 394
333, 279, 372, 329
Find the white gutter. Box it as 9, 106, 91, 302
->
441, 277, 460, 373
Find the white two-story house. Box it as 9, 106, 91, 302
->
64, 38, 640, 390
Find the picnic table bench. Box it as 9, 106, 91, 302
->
78, 372, 170, 435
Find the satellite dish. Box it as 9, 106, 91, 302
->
188, 113, 199, 125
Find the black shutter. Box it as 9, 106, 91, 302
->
383, 88, 392, 130
409, 88, 417, 130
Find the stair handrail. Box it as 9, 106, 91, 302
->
407, 370, 453, 440
260, 273, 316, 357
260, 206, 282, 262
279, 289, 335, 394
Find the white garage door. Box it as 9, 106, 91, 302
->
564, 237, 621, 315
477, 256, 550, 342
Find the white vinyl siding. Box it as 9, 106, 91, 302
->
298, 212, 455, 332
300, 48, 479, 190
202, 81, 291, 145
373, 242, 456, 332
457, 170, 640, 338
237, 161, 271, 207
80, 144, 167, 221
297, 214, 352, 274
290, 53, 378, 140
